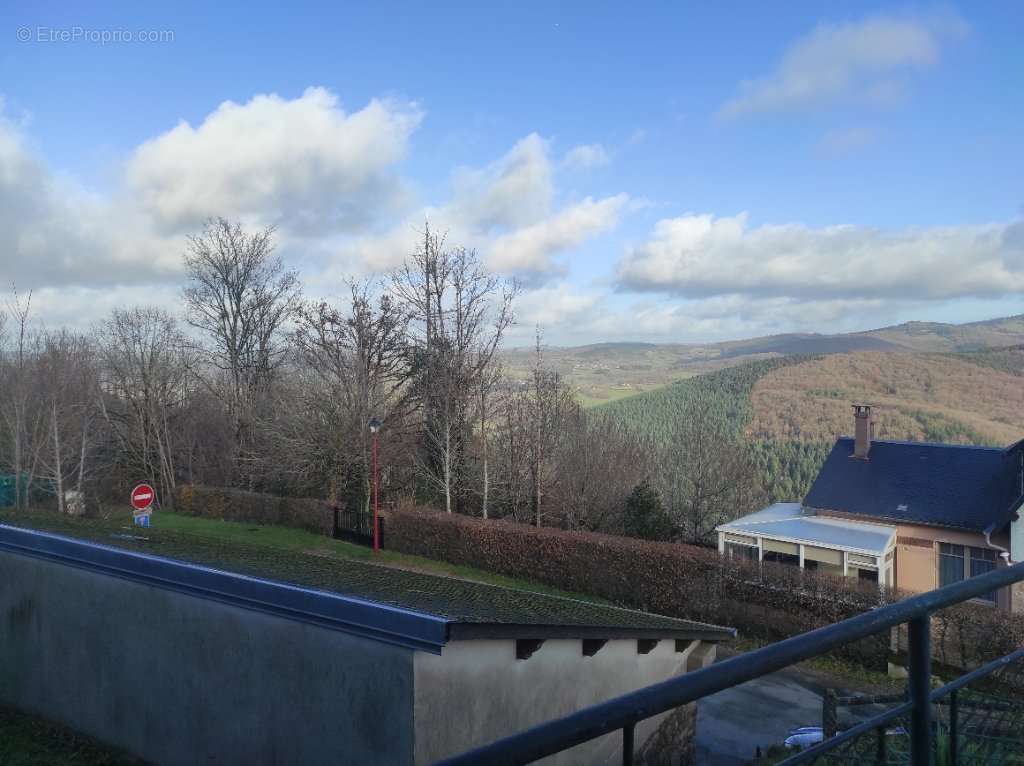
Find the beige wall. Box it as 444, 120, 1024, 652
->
818, 511, 1015, 610
888, 521, 1010, 610
413, 637, 714, 765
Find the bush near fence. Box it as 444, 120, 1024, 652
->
383, 505, 896, 665
173, 485, 334, 537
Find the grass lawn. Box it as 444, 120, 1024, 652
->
0, 705, 145, 765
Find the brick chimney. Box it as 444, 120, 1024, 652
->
853, 404, 873, 459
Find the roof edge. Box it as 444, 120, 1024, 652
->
806, 507, 988, 534
0, 524, 449, 654
447, 623, 736, 642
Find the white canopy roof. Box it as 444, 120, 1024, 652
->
717, 503, 896, 556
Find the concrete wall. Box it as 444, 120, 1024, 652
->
413, 637, 712, 765
0, 551, 416, 765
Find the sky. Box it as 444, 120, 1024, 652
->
0, 1, 1021, 346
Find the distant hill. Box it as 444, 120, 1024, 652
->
860, 314, 1024, 352
500, 314, 1024, 406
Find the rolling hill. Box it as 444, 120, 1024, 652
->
500, 314, 1024, 406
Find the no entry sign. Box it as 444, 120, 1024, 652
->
131, 483, 156, 512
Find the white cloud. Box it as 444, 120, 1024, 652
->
617, 213, 1024, 302
562, 143, 610, 170
487, 194, 628, 281
449, 133, 553, 231
126, 87, 422, 234
0, 112, 181, 292
509, 281, 906, 346
512, 283, 604, 332
336, 134, 629, 284
719, 12, 968, 119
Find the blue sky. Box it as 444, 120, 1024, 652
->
0, 1, 1021, 345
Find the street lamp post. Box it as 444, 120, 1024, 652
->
368, 416, 381, 553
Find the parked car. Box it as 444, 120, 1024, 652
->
784, 727, 824, 749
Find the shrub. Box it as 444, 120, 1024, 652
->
623, 480, 673, 541
384, 505, 894, 665
173, 485, 334, 537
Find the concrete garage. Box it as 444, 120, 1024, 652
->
0, 524, 733, 765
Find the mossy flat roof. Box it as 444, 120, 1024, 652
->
0, 510, 734, 643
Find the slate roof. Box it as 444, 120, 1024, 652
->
718, 502, 895, 555
803, 437, 1024, 532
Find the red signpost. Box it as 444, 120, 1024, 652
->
131, 483, 155, 527
131, 484, 155, 511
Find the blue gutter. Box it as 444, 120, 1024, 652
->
0, 524, 449, 654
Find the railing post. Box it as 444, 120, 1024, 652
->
622, 722, 634, 766
908, 615, 932, 766
949, 689, 959, 766
823, 688, 838, 738
875, 724, 887, 764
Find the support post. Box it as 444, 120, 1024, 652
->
949, 689, 959, 766
622, 723, 634, 766
908, 615, 932, 766
822, 688, 838, 738
372, 432, 380, 553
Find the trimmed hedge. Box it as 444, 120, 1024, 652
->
174, 485, 334, 537
385, 507, 1024, 669
384, 505, 894, 664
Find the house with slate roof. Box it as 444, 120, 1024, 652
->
717, 405, 1024, 612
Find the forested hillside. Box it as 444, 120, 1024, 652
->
594, 348, 1024, 506
592, 356, 824, 502
592, 356, 813, 441
750, 352, 1024, 446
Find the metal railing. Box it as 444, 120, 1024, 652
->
332, 506, 380, 547
437, 561, 1024, 766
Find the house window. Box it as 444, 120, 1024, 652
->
938, 543, 998, 604
725, 542, 758, 561
938, 543, 965, 587
969, 548, 997, 604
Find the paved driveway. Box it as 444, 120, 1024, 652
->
695, 663, 892, 765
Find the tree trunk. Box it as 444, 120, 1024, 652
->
76, 416, 89, 497
444, 423, 453, 514
52, 402, 64, 514
480, 386, 489, 519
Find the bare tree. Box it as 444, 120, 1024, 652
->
96, 307, 197, 506
659, 395, 766, 545
391, 225, 516, 513
286, 279, 411, 509
521, 331, 576, 527
555, 411, 650, 532
35, 331, 100, 513
182, 218, 302, 485
475, 356, 503, 518
0, 288, 47, 509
